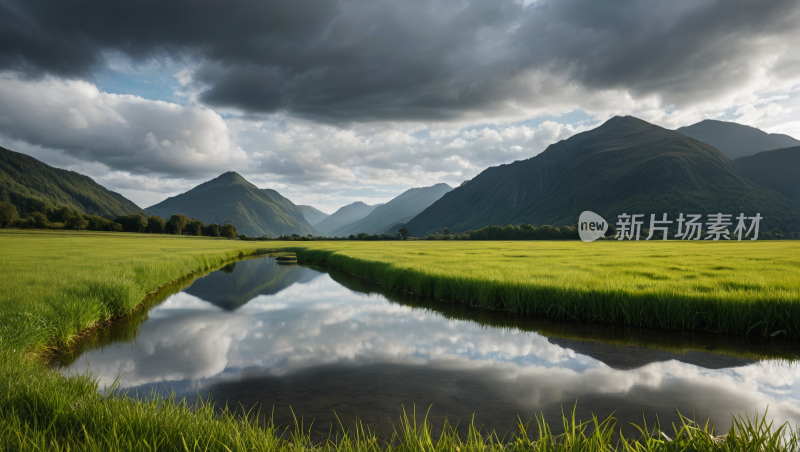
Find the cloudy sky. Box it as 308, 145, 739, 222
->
2, 0, 800, 212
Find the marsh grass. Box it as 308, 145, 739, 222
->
0, 230, 275, 353
282, 240, 800, 338
1, 352, 797, 452
327, 270, 800, 362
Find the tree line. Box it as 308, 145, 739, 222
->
412, 223, 798, 240
0, 201, 237, 239
413, 224, 584, 240
340, 223, 798, 241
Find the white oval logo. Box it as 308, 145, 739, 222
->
578, 211, 608, 242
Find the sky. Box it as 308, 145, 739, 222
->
1, 0, 800, 213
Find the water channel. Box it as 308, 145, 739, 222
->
56, 257, 800, 437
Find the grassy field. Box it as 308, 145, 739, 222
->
285, 239, 800, 338
0, 230, 274, 352
327, 271, 800, 362
2, 230, 800, 450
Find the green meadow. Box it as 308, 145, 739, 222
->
0, 230, 273, 351
285, 239, 800, 338
1, 230, 800, 450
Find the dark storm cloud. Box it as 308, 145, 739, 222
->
0, 0, 339, 82
2, 0, 799, 122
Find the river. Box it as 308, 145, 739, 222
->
56, 256, 800, 437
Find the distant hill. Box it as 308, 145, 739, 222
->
0, 146, 143, 217
732, 146, 800, 202
147, 172, 320, 237
329, 183, 452, 236
406, 116, 800, 236
297, 205, 329, 225
314, 201, 380, 236
676, 120, 800, 160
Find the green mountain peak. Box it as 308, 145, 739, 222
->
147, 173, 320, 237
405, 116, 800, 236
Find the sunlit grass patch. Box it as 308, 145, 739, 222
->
0, 230, 272, 351
285, 240, 800, 338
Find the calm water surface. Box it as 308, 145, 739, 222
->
57, 257, 800, 436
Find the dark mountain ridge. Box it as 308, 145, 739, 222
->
406, 116, 800, 236
732, 146, 800, 202
676, 119, 800, 160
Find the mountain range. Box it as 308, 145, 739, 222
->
147, 172, 320, 237
0, 146, 142, 217
314, 202, 381, 236
3, 116, 799, 238
676, 119, 800, 160
328, 183, 452, 237
298, 205, 330, 225
406, 116, 800, 236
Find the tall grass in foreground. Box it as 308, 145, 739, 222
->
1, 342, 798, 451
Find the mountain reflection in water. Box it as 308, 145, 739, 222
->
184, 258, 322, 310
57, 257, 800, 436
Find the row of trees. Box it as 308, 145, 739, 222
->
411, 223, 800, 241
347, 232, 403, 241
238, 233, 315, 241
1, 202, 119, 231
114, 213, 235, 238
408, 224, 583, 241
331, 224, 583, 241
0, 201, 238, 239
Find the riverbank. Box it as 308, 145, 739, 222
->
0, 230, 280, 450
1, 230, 799, 450
4, 231, 799, 353
0, 230, 274, 353
284, 240, 800, 338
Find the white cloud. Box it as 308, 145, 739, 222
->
224, 116, 593, 211
764, 121, 800, 140
0, 73, 247, 178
